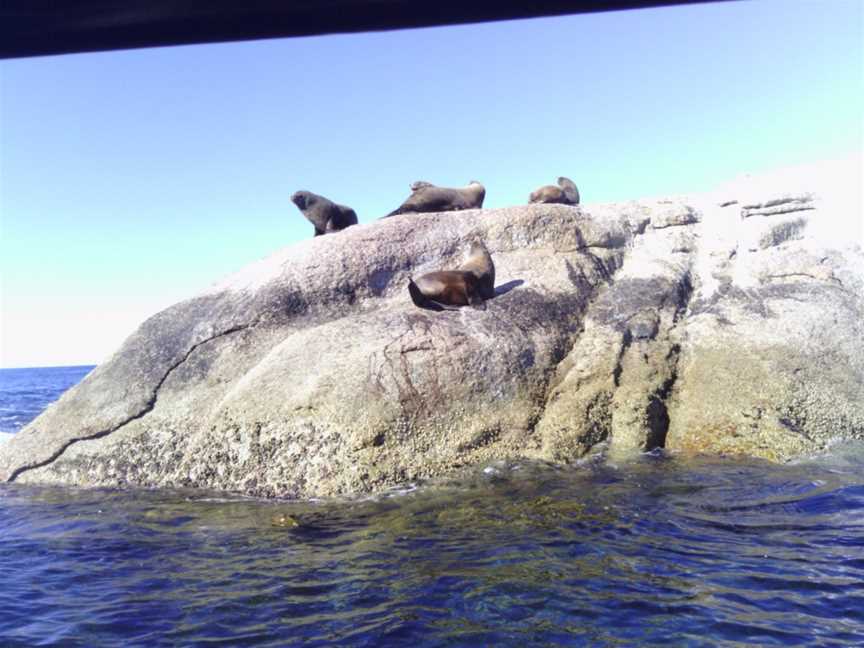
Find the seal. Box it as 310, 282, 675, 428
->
407, 239, 496, 310
459, 239, 496, 299
385, 180, 486, 218
528, 177, 580, 205
291, 190, 358, 236
408, 271, 487, 310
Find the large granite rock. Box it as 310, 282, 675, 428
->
2, 160, 862, 497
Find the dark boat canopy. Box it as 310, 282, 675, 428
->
2, 0, 730, 59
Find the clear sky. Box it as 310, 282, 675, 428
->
1, 0, 862, 368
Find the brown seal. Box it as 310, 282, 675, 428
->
407, 239, 496, 310
385, 180, 486, 218
459, 239, 495, 299
528, 177, 580, 205
291, 190, 358, 237
408, 271, 486, 310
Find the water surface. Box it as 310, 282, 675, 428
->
0, 365, 94, 434
0, 367, 862, 646
1, 452, 862, 646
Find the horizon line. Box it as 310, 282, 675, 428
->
0, 363, 98, 371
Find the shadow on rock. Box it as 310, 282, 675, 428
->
495, 279, 525, 296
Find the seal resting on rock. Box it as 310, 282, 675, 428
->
528, 177, 580, 205
408, 240, 496, 310
291, 190, 358, 237
385, 180, 486, 218
460, 239, 496, 299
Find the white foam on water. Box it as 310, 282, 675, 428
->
789, 439, 864, 474
0, 432, 14, 444
385, 483, 418, 498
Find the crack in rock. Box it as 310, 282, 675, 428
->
6, 323, 253, 483
609, 269, 694, 457
741, 195, 815, 218
764, 272, 846, 288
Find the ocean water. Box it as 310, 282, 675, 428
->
0, 367, 862, 646
0, 365, 95, 437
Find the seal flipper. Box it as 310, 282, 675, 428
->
407, 277, 427, 308
463, 271, 487, 310
408, 278, 446, 311
557, 177, 580, 205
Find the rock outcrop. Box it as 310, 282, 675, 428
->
2, 159, 861, 497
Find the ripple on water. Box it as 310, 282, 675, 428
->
0, 449, 863, 646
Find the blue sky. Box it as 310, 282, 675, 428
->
1, 0, 862, 367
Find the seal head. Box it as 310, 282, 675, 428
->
459, 239, 495, 299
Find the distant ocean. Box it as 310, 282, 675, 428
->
1, 365, 863, 646
0, 365, 95, 437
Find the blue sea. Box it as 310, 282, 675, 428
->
0, 366, 95, 436
0, 366, 862, 646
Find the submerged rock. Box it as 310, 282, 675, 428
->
1, 159, 862, 497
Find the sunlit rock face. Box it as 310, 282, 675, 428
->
2, 158, 862, 497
